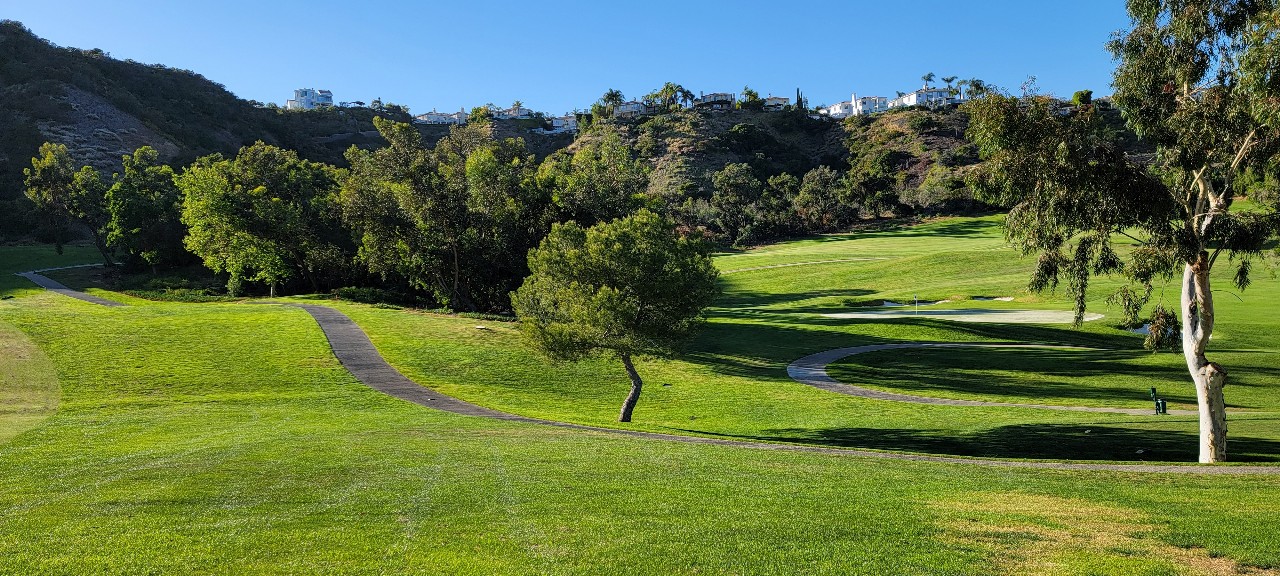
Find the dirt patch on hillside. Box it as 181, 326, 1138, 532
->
38, 85, 180, 172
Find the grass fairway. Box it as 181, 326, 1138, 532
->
0, 245, 101, 297
2, 220, 1280, 573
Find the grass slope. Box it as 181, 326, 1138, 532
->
3, 219, 1280, 573
1, 295, 1280, 573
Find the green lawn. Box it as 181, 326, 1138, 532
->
2, 221, 1280, 573
0, 244, 101, 297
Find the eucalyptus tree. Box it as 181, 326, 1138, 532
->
512, 209, 719, 422
967, 0, 1280, 462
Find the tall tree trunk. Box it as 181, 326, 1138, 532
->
270, 282, 278, 298
618, 352, 644, 423
90, 229, 113, 266
1182, 256, 1228, 462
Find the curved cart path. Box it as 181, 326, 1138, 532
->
788, 343, 1198, 416
14, 271, 1277, 474
15, 266, 124, 307
295, 304, 1278, 475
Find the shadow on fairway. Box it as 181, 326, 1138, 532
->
830, 347, 1201, 406
676, 424, 1280, 463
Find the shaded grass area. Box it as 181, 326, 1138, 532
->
0, 244, 101, 297
1, 295, 1280, 573
826, 346, 1280, 411
0, 319, 59, 444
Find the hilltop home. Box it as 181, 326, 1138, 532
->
614, 100, 653, 119
763, 96, 789, 111
853, 94, 890, 116
694, 92, 736, 110
494, 106, 535, 120
414, 110, 467, 125
286, 88, 333, 110
888, 87, 959, 109
818, 100, 855, 119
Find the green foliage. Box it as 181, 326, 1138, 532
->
711, 163, 765, 245
177, 142, 348, 296
739, 86, 764, 111
341, 118, 547, 312
793, 165, 857, 232
1071, 89, 1093, 107
967, 94, 1168, 324
106, 146, 187, 269
536, 126, 647, 224
512, 209, 719, 362
23, 142, 112, 262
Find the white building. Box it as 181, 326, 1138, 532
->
414, 109, 467, 125
853, 94, 889, 116
763, 96, 790, 111
494, 106, 535, 120
818, 100, 855, 119
887, 87, 959, 109
614, 100, 652, 118
285, 88, 333, 110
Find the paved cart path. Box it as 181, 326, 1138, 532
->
294, 304, 1278, 475
15, 266, 124, 307
16, 271, 1278, 474
787, 343, 1198, 416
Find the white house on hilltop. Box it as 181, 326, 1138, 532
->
286, 88, 333, 110
763, 96, 789, 111
414, 109, 468, 125
818, 100, 855, 119
853, 95, 889, 116
888, 87, 958, 109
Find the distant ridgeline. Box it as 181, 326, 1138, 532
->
0, 20, 1142, 247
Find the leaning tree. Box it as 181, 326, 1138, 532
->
968, 0, 1280, 462
511, 210, 719, 423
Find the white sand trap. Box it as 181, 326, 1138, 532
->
822, 308, 1103, 324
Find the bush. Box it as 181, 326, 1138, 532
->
333, 286, 416, 307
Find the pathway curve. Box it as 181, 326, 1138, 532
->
14, 266, 123, 307
294, 304, 1277, 475
14, 271, 1277, 473
788, 343, 1197, 416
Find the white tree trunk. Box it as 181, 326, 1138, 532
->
1181, 259, 1228, 462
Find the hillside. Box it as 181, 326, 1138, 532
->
0, 21, 571, 203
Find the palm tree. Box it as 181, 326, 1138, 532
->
967, 78, 988, 98
600, 89, 624, 108
511, 99, 524, 115
921, 72, 936, 89
942, 76, 958, 95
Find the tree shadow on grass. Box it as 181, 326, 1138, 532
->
712, 288, 876, 310
675, 424, 1280, 463
831, 347, 1199, 407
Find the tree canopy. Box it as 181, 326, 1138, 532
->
178, 142, 348, 296
967, 0, 1280, 462
511, 209, 719, 422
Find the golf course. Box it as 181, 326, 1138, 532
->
3, 215, 1279, 574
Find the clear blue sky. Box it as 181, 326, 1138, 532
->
5, 0, 1131, 115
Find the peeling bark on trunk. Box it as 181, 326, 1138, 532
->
270, 282, 278, 298
618, 352, 644, 423
1182, 257, 1228, 462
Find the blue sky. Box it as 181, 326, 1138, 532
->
5, 0, 1132, 116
